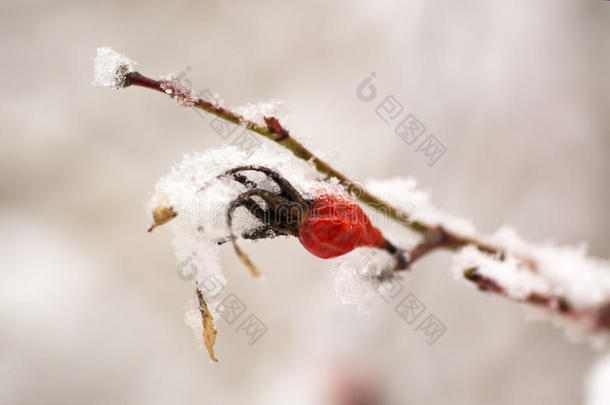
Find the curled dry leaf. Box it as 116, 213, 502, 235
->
197, 288, 219, 362
147, 205, 177, 232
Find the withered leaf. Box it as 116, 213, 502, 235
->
197, 288, 218, 362
147, 206, 177, 232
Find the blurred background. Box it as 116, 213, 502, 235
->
1, 0, 609, 404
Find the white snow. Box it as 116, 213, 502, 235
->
92, 47, 136, 89
488, 227, 610, 309
160, 74, 198, 107
183, 294, 205, 347
451, 245, 551, 300
333, 247, 399, 313
451, 227, 610, 335
368, 176, 610, 315
452, 227, 610, 310
147, 142, 324, 301
587, 353, 610, 405
233, 99, 289, 127
364, 177, 477, 237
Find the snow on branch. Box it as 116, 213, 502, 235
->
94, 47, 610, 357
92, 47, 137, 89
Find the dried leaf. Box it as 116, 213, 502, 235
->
197, 288, 218, 362
147, 205, 177, 232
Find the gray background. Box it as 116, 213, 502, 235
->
1, 0, 609, 404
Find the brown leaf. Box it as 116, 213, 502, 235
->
147, 206, 177, 232
197, 288, 219, 362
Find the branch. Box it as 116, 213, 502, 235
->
463, 267, 610, 330
125, 71, 497, 255
93, 47, 610, 335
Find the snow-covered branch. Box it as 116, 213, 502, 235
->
94, 47, 610, 358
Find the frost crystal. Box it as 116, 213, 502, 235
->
92, 47, 136, 89
160, 74, 198, 107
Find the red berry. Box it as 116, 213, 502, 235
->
298, 194, 386, 259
